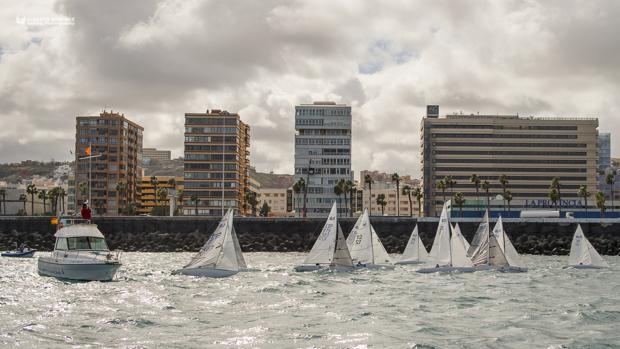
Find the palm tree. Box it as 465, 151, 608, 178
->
246, 192, 258, 216
391, 173, 401, 216
78, 182, 88, 203
498, 175, 509, 212
481, 180, 491, 211
444, 175, 457, 196
292, 182, 301, 217
606, 173, 615, 212
549, 188, 560, 210
436, 179, 447, 214
57, 187, 66, 213
47, 187, 60, 214
364, 174, 374, 216
551, 177, 562, 212
116, 181, 127, 215
596, 190, 606, 218
19, 194, 27, 215
177, 189, 184, 215
191, 194, 199, 215
347, 180, 356, 217
334, 183, 344, 217
505, 190, 513, 215
294, 178, 305, 217
578, 185, 591, 215
156, 187, 168, 215
402, 185, 412, 217
37, 189, 48, 215
342, 179, 352, 217
376, 194, 387, 215
453, 192, 465, 218
150, 176, 159, 212
26, 184, 37, 216
413, 186, 423, 217
470, 174, 481, 213
0, 188, 5, 215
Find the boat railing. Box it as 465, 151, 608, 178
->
60, 250, 122, 263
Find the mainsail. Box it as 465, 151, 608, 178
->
453, 224, 470, 252
568, 224, 609, 268
400, 225, 429, 263
184, 209, 244, 271
304, 202, 353, 267
429, 204, 453, 266
467, 210, 490, 258
491, 217, 523, 268
346, 209, 392, 265
450, 223, 474, 267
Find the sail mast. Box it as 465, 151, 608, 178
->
487, 212, 490, 265
213, 214, 229, 267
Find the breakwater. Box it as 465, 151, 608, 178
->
1, 216, 619, 255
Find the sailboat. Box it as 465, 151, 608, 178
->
346, 209, 394, 269
468, 215, 527, 273
453, 223, 470, 252
294, 202, 354, 272
395, 225, 429, 265
173, 209, 246, 278
567, 224, 609, 269
417, 204, 475, 273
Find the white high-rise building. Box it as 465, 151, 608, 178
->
294, 101, 352, 217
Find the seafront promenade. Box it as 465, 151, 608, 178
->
1, 216, 619, 255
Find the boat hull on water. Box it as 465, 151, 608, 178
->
417, 266, 477, 274
567, 265, 605, 270
172, 267, 239, 278
473, 265, 528, 273
394, 260, 424, 265
294, 264, 355, 272
38, 257, 121, 281
354, 263, 395, 270
2, 250, 36, 258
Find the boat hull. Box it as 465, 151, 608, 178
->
354, 263, 395, 270
172, 267, 239, 278
2, 250, 36, 258
473, 265, 528, 273
395, 260, 424, 265
38, 258, 121, 281
568, 265, 605, 270
416, 266, 477, 274
294, 264, 355, 272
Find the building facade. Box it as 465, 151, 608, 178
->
138, 176, 184, 215
421, 107, 599, 217
183, 109, 250, 216
362, 188, 420, 217
256, 187, 293, 217
294, 101, 352, 217
142, 148, 172, 163
75, 111, 143, 215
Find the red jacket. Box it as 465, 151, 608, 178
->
81, 207, 92, 220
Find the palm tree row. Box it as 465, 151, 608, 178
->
333, 179, 356, 217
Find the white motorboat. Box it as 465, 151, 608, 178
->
38, 219, 121, 281
173, 209, 246, 278
294, 202, 354, 272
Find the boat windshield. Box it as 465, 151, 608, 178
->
56, 237, 109, 251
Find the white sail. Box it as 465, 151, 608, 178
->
429, 204, 452, 266
371, 226, 392, 265
400, 225, 429, 263
450, 224, 474, 267
492, 216, 524, 268
347, 210, 374, 264
304, 202, 351, 266
216, 222, 239, 271
184, 209, 232, 269
569, 225, 609, 268
453, 224, 470, 252
230, 225, 247, 269
468, 211, 490, 258
332, 224, 354, 267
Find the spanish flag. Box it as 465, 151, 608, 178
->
85, 146, 91, 156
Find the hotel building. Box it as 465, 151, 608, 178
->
421, 106, 599, 216
294, 101, 352, 217
183, 109, 250, 216
74, 111, 143, 215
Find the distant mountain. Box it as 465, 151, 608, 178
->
251, 169, 293, 189
142, 158, 184, 177
0, 160, 71, 183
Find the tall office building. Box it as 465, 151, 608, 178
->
421, 106, 599, 216
75, 111, 143, 215
294, 101, 352, 217
183, 109, 250, 216
598, 133, 611, 172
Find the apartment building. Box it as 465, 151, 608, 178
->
138, 176, 184, 215
183, 109, 250, 216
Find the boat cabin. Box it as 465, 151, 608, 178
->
54, 225, 110, 252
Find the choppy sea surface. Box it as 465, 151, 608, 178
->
1, 253, 619, 349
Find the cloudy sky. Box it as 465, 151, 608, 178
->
1, 0, 619, 178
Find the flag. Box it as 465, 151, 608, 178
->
85, 146, 91, 156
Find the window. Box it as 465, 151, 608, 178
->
55, 238, 68, 250
67, 237, 90, 250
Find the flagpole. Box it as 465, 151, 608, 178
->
89, 142, 92, 206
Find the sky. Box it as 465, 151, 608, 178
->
1, 0, 619, 178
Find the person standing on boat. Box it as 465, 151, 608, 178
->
81, 203, 92, 221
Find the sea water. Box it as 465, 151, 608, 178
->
0, 253, 618, 348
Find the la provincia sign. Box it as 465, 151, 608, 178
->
525, 199, 584, 208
